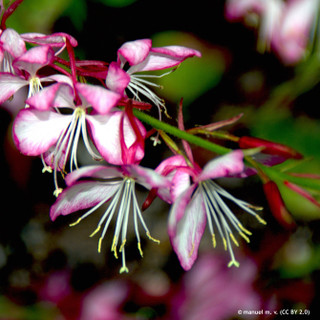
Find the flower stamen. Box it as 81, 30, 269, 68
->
200, 180, 265, 268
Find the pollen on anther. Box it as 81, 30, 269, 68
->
119, 239, 126, 252
111, 237, 118, 259
69, 217, 82, 227
90, 225, 101, 237
229, 233, 239, 247
137, 242, 143, 257
146, 232, 160, 244
212, 234, 217, 248
98, 237, 103, 253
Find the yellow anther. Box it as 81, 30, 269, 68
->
90, 225, 101, 237
222, 237, 227, 251
212, 234, 216, 248
239, 232, 250, 243
146, 232, 160, 244
238, 223, 252, 235
247, 204, 264, 211
137, 242, 144, 257
69, 217, 82, 227
119, 266, 129, 274
228, 259, 240, 268
119, 239, 126, 253
229, 233, 239, 247
256, 215, 267, 225
111, 237, 118, 259
188, 242, 195, 257
97, 237, 103, 253
53, 188, 63, 197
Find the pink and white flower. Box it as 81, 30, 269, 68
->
12, 81, 133, 195
225, 0, 319, 63
0, 28, 26, 73
0, 44, 55, 104
157, 151, 266, 270
50, 164, 171, 273
106, 39, 201, 111
272, 0, 319, 64
21, 31, 78, 56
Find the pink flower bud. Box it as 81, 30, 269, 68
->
263, 180, 296, 229
239, 136, 303, 159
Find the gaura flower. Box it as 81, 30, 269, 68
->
0, 45, 56, 104
12, 81, 135, 195
105, 39, 201, 112
157, 151, 266, 270
272, 0, 319, 64
225, 0, 284, 52
50, 164, 171, 273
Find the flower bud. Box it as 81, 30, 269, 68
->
263, 180, 296, 229
239, 136, 303, 159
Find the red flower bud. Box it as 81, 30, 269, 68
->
239, 136, 303, 159
263, 181, 296, 229
142, 188, 158, 211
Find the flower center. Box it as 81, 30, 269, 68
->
28, 76, 43, 99
52, 107, 102, 197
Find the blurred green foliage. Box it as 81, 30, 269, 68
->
5, 0, 72, 33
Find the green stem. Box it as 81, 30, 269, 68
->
133, 109, 231, 155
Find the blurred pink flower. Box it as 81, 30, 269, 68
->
226, 0, 319, 64
272, 0, 319, 64
169, 253, 267, 320
39, 270, 71, 304
80, 280, 129, 320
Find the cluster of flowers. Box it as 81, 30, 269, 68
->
2, 0, 313, 274
226, 0, 320, 64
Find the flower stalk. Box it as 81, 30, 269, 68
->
132, 109, 231, 156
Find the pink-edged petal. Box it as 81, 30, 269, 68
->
26, 83, 75, 110
42, 145, 66, 171
0, 73, 27, 104
117, 39, 152, 66
105, 61, 130, 94
50, 181, 121, 221
168, 185, 206, 270
65, 165, 123, 186
1, 28, 26, 58
198, 150, 244, 182
155, 155, 191, 203
13, 109, 72, 156
76, 82, 121, 114
87, 111, 146, 165
124, 164, 171, 190
21, 32, 78, 48
13, 45, 55, 76
129, 46, 201, 73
